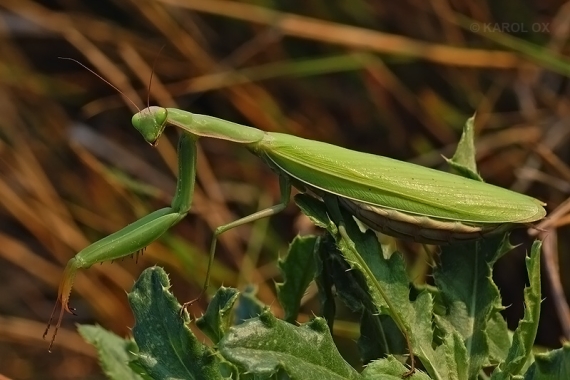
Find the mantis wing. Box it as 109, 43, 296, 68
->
261, 133, 545, 224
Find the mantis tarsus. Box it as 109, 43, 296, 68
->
44, 105, 546, 373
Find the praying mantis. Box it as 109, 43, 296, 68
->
44, 104, 546, 372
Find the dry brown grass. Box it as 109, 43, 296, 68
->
0, 0, 568, 378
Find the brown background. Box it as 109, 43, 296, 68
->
0, 0, 568, 378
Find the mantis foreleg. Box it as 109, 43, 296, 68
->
44, 133, 197, 350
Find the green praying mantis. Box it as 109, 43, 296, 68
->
44, 103, 546, 370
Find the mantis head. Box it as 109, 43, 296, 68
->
132, 106, 168, 146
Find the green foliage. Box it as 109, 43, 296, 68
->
196, 287, 239, 344
77, 324, 144, 380
80, 118, 555, 379
128, 267, 227, 380
275, 236, 319, 323
444, 114, 483, 181
219, 311, 360, 379
524, 343, 570, 379
492, 240, 543, 380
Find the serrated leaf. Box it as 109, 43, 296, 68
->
436, 330, 469, 380
78, 324, 143, 380
129, 361, 154, 380
487, 234, 518, 265
276, 235, 318, 322
219, 309, 360, 380
128, 266, 224, 380
487, 311, 511, 364
492, 240, 542, 380
433, 236, 505, 378
295, 194, 330, 229
314, 230, 409, 365
362, 356, 431, 379
296, 193, 448, 379
235, 284, 265, 324
358, 311, 406, 364
524, 343, 570, 379
314, 235, 336, 329
196, 286, 239, 343
317, 236, 374, 313
335, 210, 443, 378
445, 114, 483, 181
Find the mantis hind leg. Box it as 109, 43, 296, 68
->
182, 175, 292, 308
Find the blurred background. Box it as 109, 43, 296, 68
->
0, 0, 569, 378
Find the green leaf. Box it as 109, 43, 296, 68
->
78, 324, 144, 380
433, 237, 506, 378
295, 193, 330, 229
524, 343, 570, 379
314, 228, 408, 365
129, 361, 155, 380
445, 114, 483, 181
276, 235, 318, 323
128, 266, 224, 380
436, 330, 469, 380
358, 311, 406, 364
235, 284, 265, 324
314, 235, 337, 329
492, 240, 542, 379
487, 234, 518, 266
486, 311, 511, 364
296, 193, 448, 379
196, 286, 239, 343
219, 309, 360, 380
335, 209, 442, 378
362, 356, 431, 379
314, 233, 407, 344
316, 234, 375, 313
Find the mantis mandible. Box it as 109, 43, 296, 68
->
44, 106, 546, 369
